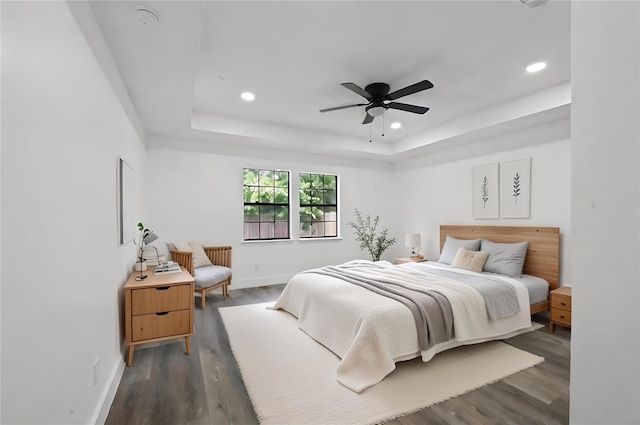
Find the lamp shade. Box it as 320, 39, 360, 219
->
405, 233, 421, 248
143, 231, 158, 245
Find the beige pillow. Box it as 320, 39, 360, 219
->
174, 241, 192, 253
189, 241, 213, 269
451, 247, 489, 273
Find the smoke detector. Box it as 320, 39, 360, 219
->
135, 6, 159, 27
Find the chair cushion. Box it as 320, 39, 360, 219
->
194, 265, 231, 289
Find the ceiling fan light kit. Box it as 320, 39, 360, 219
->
320, 80, 433, 128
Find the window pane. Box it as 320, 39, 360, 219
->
324, 189, 336, 204
244, 169, 259, 185
324, 175, 336, 190
259, 169, 273, 184
244, 168, 290, 241
299, 222, 311, 237
244, 186, 258, 203
244, 205, 259, 222
276, 171, 289, 186
275, 187, 288, 203
310, 190, 322, 204
259, 205, 275, 222
244, 222, 259, 240
299, 173, 338, 239
260, 222, 274, 239
324, 221, 337, 237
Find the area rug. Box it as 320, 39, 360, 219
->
219, 302, 544, 425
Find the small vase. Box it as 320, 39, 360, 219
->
135, 261, 147, 271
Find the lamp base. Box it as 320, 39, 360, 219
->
134, 261, 147, 272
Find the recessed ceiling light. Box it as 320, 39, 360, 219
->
241, 92, 255, 101
526, 62, 547, 73
390, 122, 402, 129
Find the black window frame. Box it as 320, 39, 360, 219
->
299, 172, 338, 239
243, 168, 290, 241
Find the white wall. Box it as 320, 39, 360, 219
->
392, 135, 571, 285
1, 2, 147, 424
570, 2, 640, 424
145, 148, 396, 288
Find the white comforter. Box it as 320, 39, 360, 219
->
271, 260, 532, 393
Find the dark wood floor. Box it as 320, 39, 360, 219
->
106, 285, 570, 425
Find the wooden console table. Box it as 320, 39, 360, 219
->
124, 266, 195, 366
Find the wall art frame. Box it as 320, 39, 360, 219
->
117, 157, 134, 245
501, 158, 531, 219
472, 163, 499, 219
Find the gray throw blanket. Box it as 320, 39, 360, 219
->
305, 263, 454, 351
418, 267, 521, 320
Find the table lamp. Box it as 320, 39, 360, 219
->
136, 229, 159, 281
405, 233, 422, 258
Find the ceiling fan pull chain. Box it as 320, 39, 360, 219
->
369, 122, 372, 143
382, 114, 385, 137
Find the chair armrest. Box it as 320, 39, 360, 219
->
169, 250, 194, 275
204, 246, 232, 268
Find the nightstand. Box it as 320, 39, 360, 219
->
395, 257, 428, 265
124, 266, 195, 366
549, 286, 572, 333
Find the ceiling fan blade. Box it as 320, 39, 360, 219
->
362, 113, 374, 125
341, 82, 373, 100
385, 80, 434, 101
387, 102, 430, 114
320, 103, 368, 113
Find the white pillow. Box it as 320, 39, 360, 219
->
189, 241, 213, 269
451, 247, 489, 273
438, 236, 481, 265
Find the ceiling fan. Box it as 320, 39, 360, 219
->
320, 80, 433, 124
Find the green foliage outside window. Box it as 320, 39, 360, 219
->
243, 168, 290, 240
299, 173, 337, 238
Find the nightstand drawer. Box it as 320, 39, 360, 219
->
551, 308, 572, 326
131, 310, 191, 341
551, 295, 572, 311
131, 284, 191, 315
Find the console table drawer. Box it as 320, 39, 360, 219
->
131, 310, 191, 341
131, 284, 191, 315
551, 308, 572, 326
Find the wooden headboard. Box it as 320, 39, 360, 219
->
440, 225, 560, 290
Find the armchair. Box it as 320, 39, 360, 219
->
170, 244, 232, 309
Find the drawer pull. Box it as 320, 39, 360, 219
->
560, 302, 566, 306
156, 312, 169, 316
156, 286, 170, 291
560, 315, 565, 319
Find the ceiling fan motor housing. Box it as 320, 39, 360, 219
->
364, 82, 391, 98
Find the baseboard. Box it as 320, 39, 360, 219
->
91, 347, 127, 425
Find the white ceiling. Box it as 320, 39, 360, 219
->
86, 0, 571, 164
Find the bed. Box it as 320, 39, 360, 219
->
271, 225, 560, 393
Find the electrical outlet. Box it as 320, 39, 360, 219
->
93, 358, 100, 387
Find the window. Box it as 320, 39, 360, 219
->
299, 173, 338, 238
243, 169, 290, 240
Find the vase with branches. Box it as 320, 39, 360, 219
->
346, 208, 396, 261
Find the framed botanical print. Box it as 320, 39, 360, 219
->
501, 158, 531, 219
472, 163, 499, 219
